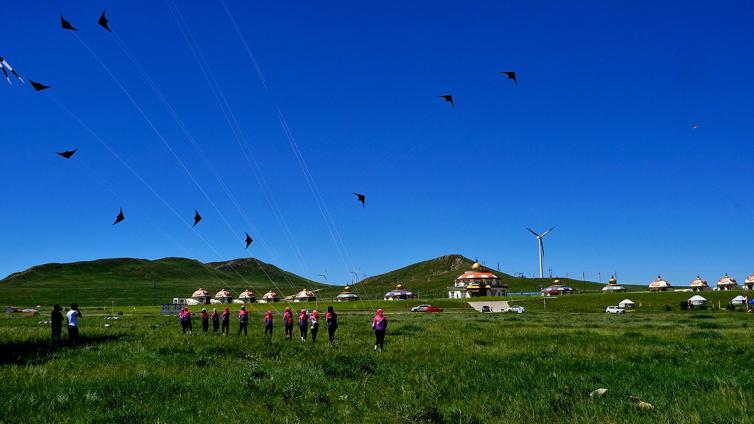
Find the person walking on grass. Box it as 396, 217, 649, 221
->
310, 309, 320, 343
66, 303, 83, 345
264, 310, 274, 339
221, 307, 230, 335
200, 308, 209, 334
299, 309, 308, 342
179, 307, 193, 334
211, 308, 220, 334
326, 306, 338, 345
372, 308, 387, 352
238, 306, 249, 336
283, 307, 294, 340
51, 304, 63, 347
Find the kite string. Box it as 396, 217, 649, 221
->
68, 31, 296, 307
218, 0, 376, 311
167, 0, 312, 280
105, 30, 299, 295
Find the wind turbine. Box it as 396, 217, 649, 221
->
527, 227, 554, 278
318, 270, 328, 281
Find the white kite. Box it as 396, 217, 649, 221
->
0, 56, 24, 85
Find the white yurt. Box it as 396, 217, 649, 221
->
731, 295, 747, 305
294, 288, 317, 302
687, 295, 708, 306
261, 290, 280, 303
618, 299, 636, 309
214, 288, 233, 304
234, 289, 256, 304
336, 286, 360, 302
191, 288, 211, 304
601, 276, 626, 293
648, 276, 672, 292
717, 274, 739, 291
689, 275, 709, 291
744, 274, 754, 290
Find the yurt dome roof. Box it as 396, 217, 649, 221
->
239, 289, 255, 298
718, 274, 737, 285
215, 288, 231, 298
649, 276, 671, 288
690, 276, 708, 287
192, 288, 209, 297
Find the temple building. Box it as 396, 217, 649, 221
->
690, 275, 709, 291
648, 276, 672, 292
261, 290, 280, 303
745, 274, 754, 290
601, 276, 626, 293
191, 288, 211, 304
542, 279, 575, 296
294, 288, 317, 302
234, 289, 256, 304
448, 262, 508, 299
336, 286, 360, 302
717, 274, 739, 291
384, 283, 417, 301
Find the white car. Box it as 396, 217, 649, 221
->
504, 306, 525, 314
605, 306, 625, 314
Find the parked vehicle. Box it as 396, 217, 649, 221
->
411, 304, 443, 313
504, 306, 525, 314
605, 306, 625, 314
481, 305, 492, 313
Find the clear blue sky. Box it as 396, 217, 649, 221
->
2, 0, 754, 287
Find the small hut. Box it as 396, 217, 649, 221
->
214, 288, 233, 304
234, 289, 256, 304
336, 286, 360, 302
191, 288, 211, 304
261, 290, 280, 303
618, 299, 636, 309
717, 274, 739, 291
294, 288, 317, 302
648, 276, 672, 292
731, 295, 747, 305
690, 275, 709, 291
541, 280, 575, 296
687, 295, 708, 306
744, 274, 754, 291
601, 276, 626, 293
384, 283, 417, 301
448, 262, 508, 298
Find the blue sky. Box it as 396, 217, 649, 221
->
1, 0, 754, 287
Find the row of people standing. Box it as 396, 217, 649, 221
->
178, 305, 340, 344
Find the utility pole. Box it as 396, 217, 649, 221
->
598, 272, 602, 283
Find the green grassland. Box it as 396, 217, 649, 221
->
1, 294, 753, 423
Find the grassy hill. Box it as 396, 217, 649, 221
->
353, 254, 615, 299
0, 257, 334, 307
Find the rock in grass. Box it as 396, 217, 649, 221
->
628, 395, 655, 411
590, 388, 608, 398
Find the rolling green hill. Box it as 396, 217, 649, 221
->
353, 254, 617, 299
0, 257, 333, 307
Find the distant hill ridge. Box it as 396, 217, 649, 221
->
1, 254, 609, 306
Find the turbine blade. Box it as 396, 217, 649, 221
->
541, 227, 555, 237
526, 228, 539, 237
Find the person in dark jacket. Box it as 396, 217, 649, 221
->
221, 307, 230, 335
326, 306, 338, 345
238, 306, 249, 336
283, 307, 293, 340
371, 309, 388, 352
200, 308, 209, 334
298, 309, 308, 342
51, 304, 64, 347
211, 308, 220, 334
263, 310, 273, 339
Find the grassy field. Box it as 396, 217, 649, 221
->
1, 295, 753, 423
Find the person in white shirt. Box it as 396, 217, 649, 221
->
66, 303, 82, 345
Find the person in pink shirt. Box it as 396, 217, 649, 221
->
263, 310, 274, 338
179, 307, 192, 334
371, 309, 388, 352
310, 310, 320, 343
283, 307, 293, 340
299, 309, 308, 342
238, 306, 249, 336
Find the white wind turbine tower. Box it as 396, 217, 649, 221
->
527, 227, 554, 278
